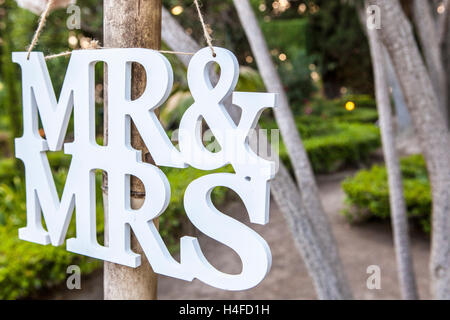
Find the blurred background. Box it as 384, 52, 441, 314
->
0, 0, 447, 300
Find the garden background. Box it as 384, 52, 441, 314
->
0, 0, 442, 299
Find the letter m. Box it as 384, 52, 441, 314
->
12, 52, 88, 246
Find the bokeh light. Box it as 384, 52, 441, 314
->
345, 101, 356, 111
171, 5, 183, 16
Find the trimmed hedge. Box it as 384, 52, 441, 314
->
333, 108, 378, 123
0, 154, 230, 299
303, 122, 380, 173
262, 117, 381, 174
341, 155, 431, 233
299, 95, 377, 121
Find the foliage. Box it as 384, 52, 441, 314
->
333, 108, 378, 123
0, 0, 384, 299
336, 94, 377, 110
160, 66, 266, 131
163, 0, 250, 62
235, 66, 266, 92
261, 18, 307, 51
0, 160, 102, 300
260, 94, 379, 174
305, 0, 373, 97
0, 0, 24, 144
341, 155, 431, 233
260, 16, 317, 109
276, 48, 318, 111
162, 0, 317, 112
302, 122, 380, 173
0, 0, 104, 147
301, 95, 377, 119
0, 224, 101, 300
307, 123, 378, 171
262, 116, 381, 174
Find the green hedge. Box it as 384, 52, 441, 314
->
262, 117, 381, 174
303, 122, 380, 173
333, 108, 378, 123
341, 155, 431, 233
298, 95, 377, 120
0, 154, 230, 299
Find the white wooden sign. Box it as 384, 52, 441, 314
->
12, 47, 278, 291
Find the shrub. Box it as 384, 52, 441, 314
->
262, 117, 381, 174
335, 94, 377, 110
301, 95, 378, 123
303, 123, 380, 173
0, 154, 231, 299
341, 155, 431, 233
333, 108, 378, 123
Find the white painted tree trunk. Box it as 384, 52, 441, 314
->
412, 0, 448, 123
162, 6, 352, 300
364, 6, 418, 299
370, 0, 450, 299
385, 51, 411, 133
445, 4, 450, 129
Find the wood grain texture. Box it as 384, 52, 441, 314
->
103, 0, 161, 300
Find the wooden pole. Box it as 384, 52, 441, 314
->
103, 0, 162, 300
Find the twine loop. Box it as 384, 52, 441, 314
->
26, 1, 216, 60
26, 0, 54, 59
193, 0, 216, 57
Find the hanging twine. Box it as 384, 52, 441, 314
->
44, 46, 195, 60
193, 0, 216, 57
45, 39, 100, 60
26, 0, 54, 59
27, 0, 216, 60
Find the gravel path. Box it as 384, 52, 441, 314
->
42, 170, 431, 300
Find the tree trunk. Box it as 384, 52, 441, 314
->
412, 0, 448, 123
161, 8, 199, 67
103, 0, 161, 300
364, 6, 418, 299
438, 0, 449, 46
162, 6, 352, 299
231, 0, 352, 299
370, 0, 450, 299
442, 1, 450, 127
385, 50, 411, 133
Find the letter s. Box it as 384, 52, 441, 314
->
180, 173, 272, 291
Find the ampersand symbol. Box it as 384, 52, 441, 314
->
178, 47, 239, 170
178, 47, 277, 179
